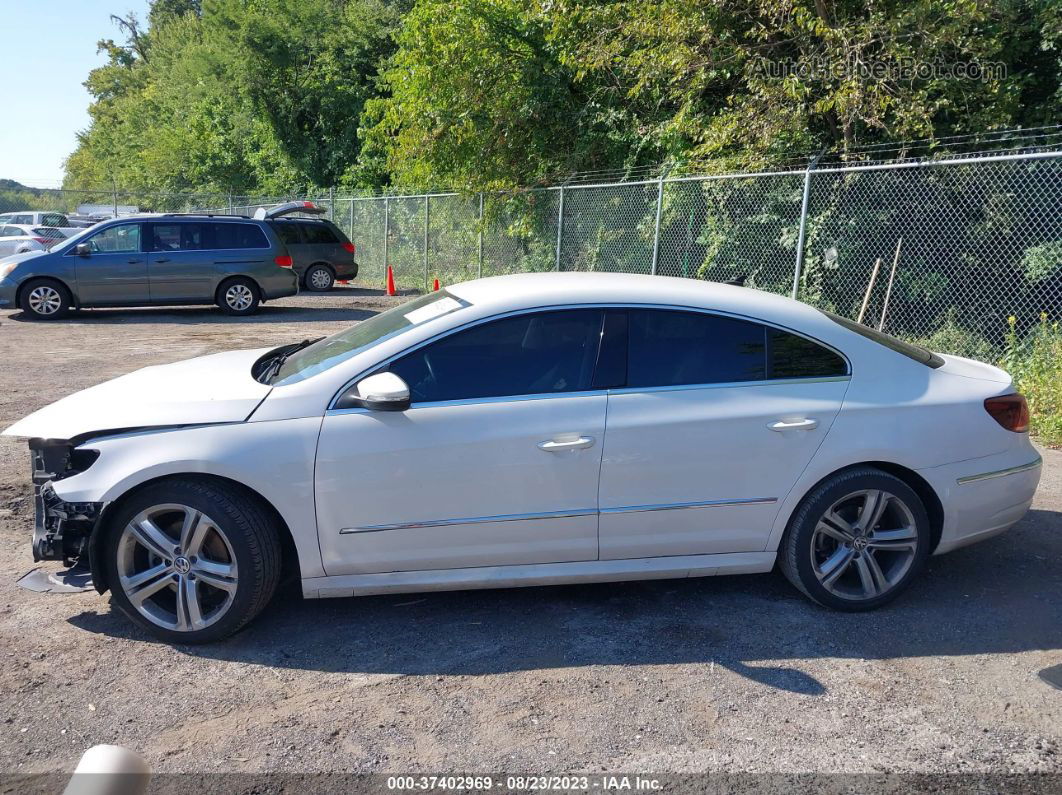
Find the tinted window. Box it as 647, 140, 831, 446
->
390, 310, 604, 403
0, 226, 20, 237
271, 222, 303, 245
768, 328, 847, 378
301, 223, 338, 244
627, 309, 766, 387
212, 222, 269, 250
41, 213, 67, 227
151, 222, 208, 251
12, 214, 31, 225
824, 311, 944, 368
85, 223, 140, 254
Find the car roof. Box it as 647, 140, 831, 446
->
447, 271, 828, 330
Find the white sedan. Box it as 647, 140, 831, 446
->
3, 273, 1042, 642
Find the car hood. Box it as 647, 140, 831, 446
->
2, 347, 274, 441
0, 248, 48, 265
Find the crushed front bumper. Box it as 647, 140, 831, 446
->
30, 441, 104, 564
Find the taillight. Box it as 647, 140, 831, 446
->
33, 237, 49, 244
984, 393, 1029, 432
342, 242, 356, 254
274, 255, 293, 268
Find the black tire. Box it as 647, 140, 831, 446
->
19, 278, 72, 320
216, 277, 261, 316
104, 477, 282, 643
303, 264, 335, 292
779, 467, 931, 611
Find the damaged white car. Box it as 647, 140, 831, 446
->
4, 273, 1042, 643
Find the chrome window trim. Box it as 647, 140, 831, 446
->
956, 455, 1042, 485
328, 301, 852, 410
339, 497, 777, 534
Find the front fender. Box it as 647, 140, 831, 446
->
51, 417, 326, 578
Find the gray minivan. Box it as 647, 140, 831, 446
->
254, 202, 359, 292
0, 214, 298, 319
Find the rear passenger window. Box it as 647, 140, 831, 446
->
151, 223, 209, 251
301, 223, 338, 244
627, 309, 766, 387
213, 223, 269, 250
768, 329, 847, 378
272, 222, 303, 245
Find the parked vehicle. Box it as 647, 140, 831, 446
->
3, 273, 1041, 642
2, 224, 67, 247
0, 214, 298, 319
254, 202, 358, 291
0, 225, 49, 257
0, 211, 81, 237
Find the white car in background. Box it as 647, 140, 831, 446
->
2, 273, 1042, 642
0, 224, 52, 257
0, 211, 81, 237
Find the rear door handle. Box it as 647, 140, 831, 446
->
131, 258, 147, 264
538, 436, 595, 452
768, 418, 818, 431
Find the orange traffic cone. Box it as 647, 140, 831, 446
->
432, 278, 440, 292
386, 265, 397, 296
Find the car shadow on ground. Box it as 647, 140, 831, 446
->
68, 508, 1062, 696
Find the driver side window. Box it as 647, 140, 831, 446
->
388, 310, 605, 403
86, 224, 141, 254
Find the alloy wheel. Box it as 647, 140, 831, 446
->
809, 489, 919, 601
28, 285, 62, 316
116, 503, 238, 632
225, 284, 254, 311
309, 268, 332, 289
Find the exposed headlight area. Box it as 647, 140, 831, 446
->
0, 262, 18, 280
29, 439, 103, 564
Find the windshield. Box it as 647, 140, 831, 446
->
824, 311, 944, 368
272, 291, 470, 385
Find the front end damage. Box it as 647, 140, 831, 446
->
30, 439, 104, 565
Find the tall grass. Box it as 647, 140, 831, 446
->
1000, 313, 1062, 447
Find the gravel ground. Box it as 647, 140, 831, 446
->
0, 287, 1058, 783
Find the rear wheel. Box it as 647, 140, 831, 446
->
20, 278, 71, 320
304, 264, 334, 292
779, 468, 931, 611
104, 478, 281, 643
217, 277, 260, 316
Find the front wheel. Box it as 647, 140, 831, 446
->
104, 478, 282, 643
217, 277, 261, 316
20, 278, 72, 320
779, 467, 931, 611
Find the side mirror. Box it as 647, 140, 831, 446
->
336, 372, 410, 412
75, 243, 91, 257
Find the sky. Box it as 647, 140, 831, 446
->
0, 0, 151, 188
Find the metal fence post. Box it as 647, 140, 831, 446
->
650, 168, 667, 275
791, 151, 823, 299
348, 198, 354, 241
477, 192, 484, 278
328, 187, 335, 221
424, 194, 430, 291
554, 187, 565, 271
383, 196, 390, 285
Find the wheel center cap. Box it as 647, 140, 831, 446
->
853, 536, 868, 552
174, 556, 191, 574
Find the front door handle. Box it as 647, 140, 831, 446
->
768, 418, 818, 432
538, 436, 595, 452
130, 258, 146, 264
153, 258, 170, 263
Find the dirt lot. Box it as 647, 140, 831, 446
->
0, 288, 1059, 784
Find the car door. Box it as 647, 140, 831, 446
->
597, 308, 851, 559
314, 309, 609, 576
0, 226, 24, 256
70, 222, 149, 305
146, 221, 215, 302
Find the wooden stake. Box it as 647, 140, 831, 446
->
857, 257, 882, 325
878, 237, 903, 332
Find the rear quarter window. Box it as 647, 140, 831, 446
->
300, 223, 339, 245
213, 222, 270, 250
270, 222, 303, 245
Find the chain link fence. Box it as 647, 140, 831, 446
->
3, 149, 1060, 355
